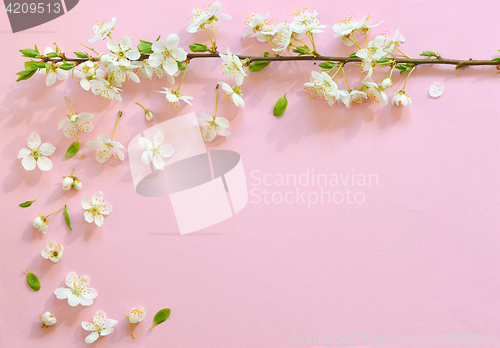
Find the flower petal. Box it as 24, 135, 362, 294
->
67, 293, 81, 306
85, 332, 99, 344
94, 214, 104, 227
54, 287, 71, 299
153, 130, 164, 145
39, 143, 56, 156
81, 321, 96, 331
153, 155, 165, 170
21, 156, 36, 170
164, 34, 180, 47
84, 211, 94, 223
36, 157, 53, 171
28, 132, 41, 148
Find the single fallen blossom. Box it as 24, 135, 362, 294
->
81, 191, 113, 227
18, 132, 56, 171
139, 130, 175, 170
86, 111, 124, 163
41, 240, 64, 262
40, 311, 57, 329
126, 307, 146, 339
54, 271, 98, 306
33, 208, 61, 234
82, 310, 118, 344
197, 112, 231, 142
58, 97, 94, 139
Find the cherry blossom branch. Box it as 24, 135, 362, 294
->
37, 53, 500, 68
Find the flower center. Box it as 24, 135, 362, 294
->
52, 251, 59, 257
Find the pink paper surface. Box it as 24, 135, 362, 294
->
1, 0, 499, 347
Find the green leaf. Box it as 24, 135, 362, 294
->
46, 52, 58, 58
26, 268, 40, 291
491, 57, 500, 62
189, 43, 208, 52
59, 63, 75, 71
248, 60, 271, 72
156, 35, 161, 41
137, 40, 153, 54
16, 69, 37, 82
65, 140, 80, 158
150, 308, 171, 330
263, 52, 270, 57
19, 199, 36, 208
177, 61, 188, 71
349, 52, 358, 58
292, 45, 312, 56
420, 51, 439, 57
318, 62, 336, 69
64, 205, 72, 231
455, 65, 465, 70
20, 48, 40, 58
376, 57, 391, 64
273, 93, 288, 117
395, 64, 413, 74
74, 52, 89, 59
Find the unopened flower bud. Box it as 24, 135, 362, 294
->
145, 110, 153, 121
33, 216, 48, 234
62, 177, 74, 190
73, 178, 82, 190
40, 311, 57, 329
381, 78, 392, 89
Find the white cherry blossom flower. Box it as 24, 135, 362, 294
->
58, 112, 94, 139
220, 82, 244, 107
158, 87, 193, 108
106, 36, 140, 67
381, 77, 393, 89
38, 62, 68, 87
81, 191, 113, 227
139, 130, 175, 170
74, 61, 97, 91
149, 34, 187, 75
333, 15, 383, 46
90, 70, 123, 101
253, 22, 284, 43
54, 271, 98, 306
41, 240, 64, 263
89, 17, 116, 42
340, 89, 368, 109
18, 132, 56, 171
127, 307, 146, 324
242, 13, 269, 38
40, 312, 56, 329
273, 24, 293, 54
33, 216, 48, 234
219, 48, 247, 86
356, 35, 387, 78
126, 306, 146, 339
356, 15, 384, 33
362, 79, 389, 105
290, 9, 327, 34
186, 1, 231, 33
392, 90, 412, 106
303, 71, 341, 106
86, 134, 125, 163
106, 64, 140, 84
82, 310, 118, 344
197, 112, 231, 142
385, 29, 405, 53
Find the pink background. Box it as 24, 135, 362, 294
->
1, 0, 499, 347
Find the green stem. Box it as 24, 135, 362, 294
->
79, 43, 100, 56
46, 208, 62, 218
396, 47, 411, 59
213, 25, 217, 49
341, 66, 351, 90
215, 84, 220, 117
72, 168, 75, 176
64, 96, 74, 115
176, 66, 188, 92
135, 102, 146, 111
347, 35, 361, 50
110, 111, 122, 140
308, 32, 318, 55
130, 323, 136, 339
402, 66, 416, 91
203, 26, 215, 51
